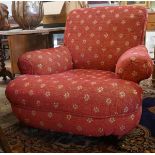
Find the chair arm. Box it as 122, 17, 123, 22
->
115, 45, 153, 83
18, 46, 73, 75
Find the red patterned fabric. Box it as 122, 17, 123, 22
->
5, 6, 152, 137
64, 6, 147, 71
6, 70, 142, 136
18, 46, 73, 75
116, 45, 153, 83
12, 106, 141, 136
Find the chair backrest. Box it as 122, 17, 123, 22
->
64, 6, 147, 71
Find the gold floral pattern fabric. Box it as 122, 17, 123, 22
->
5, 6, 153, 137
64, 6, 147, 71
18, 46, 73, 75
6, 70, 142, 136
116, 45, 153, 83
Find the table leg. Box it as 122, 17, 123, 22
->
0, 36, 14, 81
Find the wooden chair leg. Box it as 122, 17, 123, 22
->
0, 127, 12, 152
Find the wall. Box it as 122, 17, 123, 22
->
151, 1, 155, 9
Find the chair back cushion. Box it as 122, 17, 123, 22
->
64, 6, 147, 71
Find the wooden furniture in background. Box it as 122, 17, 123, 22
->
1, 37, 9, 60
0, 36, 13, 80
0, 3, 13, 80
8, 34, 49, 75
0, 27, 65, 75
120, 1, 150, 8
147, 12, 155, 30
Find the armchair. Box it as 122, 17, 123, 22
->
5, 6, 153, 137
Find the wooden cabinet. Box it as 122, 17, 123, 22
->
8, 34, 49, 74
0, 27, 65, 75
147, 12, 155, 30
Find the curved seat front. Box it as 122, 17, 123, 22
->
6, 69, 142, 136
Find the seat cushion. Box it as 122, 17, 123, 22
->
6, 69, 143, 136
6, 69, 142, 116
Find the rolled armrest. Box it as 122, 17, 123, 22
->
18, 46, 73, 75
115, 45, 153, 83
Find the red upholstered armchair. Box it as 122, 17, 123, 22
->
6, 6, 153, 137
